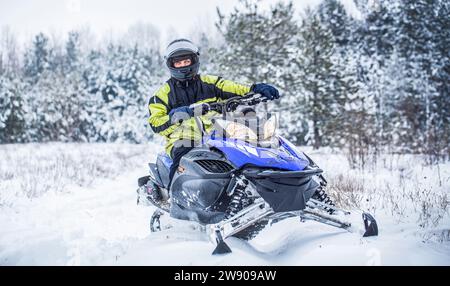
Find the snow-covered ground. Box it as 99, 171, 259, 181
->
0, 143, 449, 265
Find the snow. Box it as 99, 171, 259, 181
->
0, 143, 449, 266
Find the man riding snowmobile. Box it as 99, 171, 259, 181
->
144, 38, 280, 205
137, 39, 378, 255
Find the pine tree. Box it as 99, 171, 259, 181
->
113, 45, 154, 142
357, 0, 397, 63
317, 1, 364, 150
318, 0, 352, 49
0, 75, 27, 143
65, 31, 82, 73
80, 44, 156, 143
394, 0, 441, 156
430, 0, 450, 160
83, 49, 104, 95
215, 0, 297, 88
353, 0, 400, 154
117, 45, 152, 107
23, 33, 51, 83
215, 0, 266, 83
293, 9, 347, 149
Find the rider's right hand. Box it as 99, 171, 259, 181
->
251, 83, 280, 101
169, 106, 194, 124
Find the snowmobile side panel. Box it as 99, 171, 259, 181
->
169, 149, 233, 224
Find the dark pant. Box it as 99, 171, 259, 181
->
169, 146, 194, 183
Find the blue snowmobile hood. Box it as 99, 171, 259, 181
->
206, 136, 309, 171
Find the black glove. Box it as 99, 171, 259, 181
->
169, 106, 194, 124
251, 83, 280, 100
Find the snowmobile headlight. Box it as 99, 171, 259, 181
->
263, 115, 277, 139
225, 122, 258, 142
215, 118, 257, 142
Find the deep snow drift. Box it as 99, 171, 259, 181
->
0, 143, 449, 265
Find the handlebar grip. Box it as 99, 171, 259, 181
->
202, 106, 210, 115
189, 103, 211, 116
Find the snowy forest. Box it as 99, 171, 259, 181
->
1, 0, 449, 168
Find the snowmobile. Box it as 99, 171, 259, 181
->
137, 92, 378, 255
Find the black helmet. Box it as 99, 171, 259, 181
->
164, 39, 200, 81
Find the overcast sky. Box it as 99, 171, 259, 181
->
0, 0, 359, 46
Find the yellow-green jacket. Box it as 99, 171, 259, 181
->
148, 75, 251, 156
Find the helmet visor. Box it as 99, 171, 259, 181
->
169, 54, 197, 68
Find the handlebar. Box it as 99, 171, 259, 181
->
185, 92, 272, 136
189, 92, 268, 116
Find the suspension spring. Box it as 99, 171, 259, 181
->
313, 186, 335, 214
225, 178, 249, 219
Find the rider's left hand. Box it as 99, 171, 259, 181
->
169, 106, 194, 124
251, 83, 280, 101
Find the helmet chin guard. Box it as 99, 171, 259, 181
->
164, 39, 200, 81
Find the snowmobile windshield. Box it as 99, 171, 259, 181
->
211, 112, 278, 144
